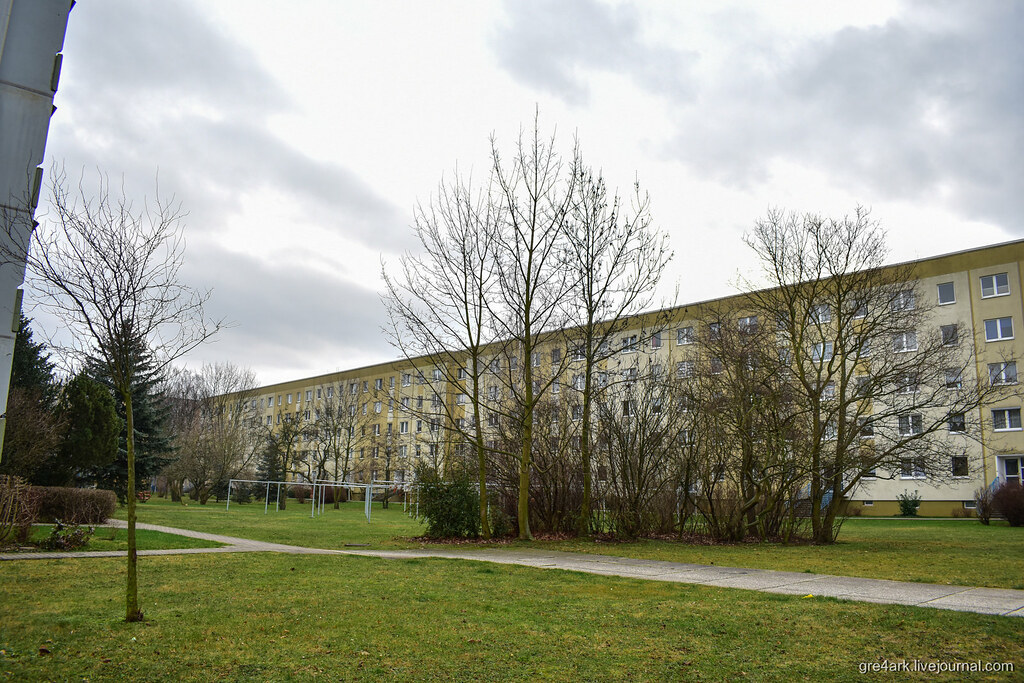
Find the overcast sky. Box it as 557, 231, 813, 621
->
32, 0, 1023, 386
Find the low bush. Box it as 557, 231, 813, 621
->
950, 506, 973, 518
417, 465, 479, 539
975, 486, 995, 525
31, 487, 117, 525
897, 489, 921, 517
37, 520, 94, 551
992, 482, 1024, 527
291, 486, 311, 504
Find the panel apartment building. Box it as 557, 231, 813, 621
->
242, 238, 1024, 517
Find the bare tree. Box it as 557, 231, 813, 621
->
308, 382, 363, 506
488, 117, 579, 540
2, 170, 219, 621
164, 364, 260, 505
744, 208, 996, 543
383, 172, 500, 537
563, 164, 671, 534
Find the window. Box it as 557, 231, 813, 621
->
457, 367, 467, 380
992, 408, 1022, 431
433, 368, 443, 381
387, 422, 392, 434
277, 395, 283, 406
350, 383, 357, 395
416, 420, 422, 433
810, 304, 831, 325
821, 381, 835, 399
571, 346, 585, 361
488, 385, 498, 401
531, 352, 541, 367
374, 401, 382, 414
710, 357, 724, 374
306, 390, 312, 401
621, 335, 638, 353
326, 386, 334, 398
373, 424, 381, 436
551, 348, 561, 364
417, 372, 426, 385
739, 316, 758, 333
858, 418, 874, 438
1004, 457, 1023, 485
940, 324, 958, 346
349, 405, 356, 417
677, 361, 695, 378
651, 331, 662, 349
948, 412, 966, 433
708, 322, 721, 340
944, 368, 962, 390
859, 338, 871, 358
487, 413, 498, 427
596, 372, 608, 387
390, 376, 395, 389
456, 393, 467, 405
551, 380, 560, 395
429, 419, 439, 433
402, 373, 411, 387
812, 341, 834, 362
852, 299, 867, 319
855, 375, 871, 398
898, 414, 923, 436
388, 399, 394, 412
623, 367, 638, 381
776, 314, 789, 331
621, 400, 633, 418
901, 457, 925, 479
989, 361, 1017, 385
677, 327, 695, 345
532, 380, 540, 394
891, 289, 915, 312
401, 396, 409, 410
287, 394, 293, 404
892, 331, 918, 353
266, 415, 271, 425
980, 272, 1009, 298
416, 396, 424, 409
375, 378, 383, 391
984, 317, 1013, 341
937, 282, 955, 305
897, 373, 919, 395
509, 356, 518, 370
362, 381, 369, 393
431, 393, 441, 408
571, 404, 582, 420
489, 358, 500, 373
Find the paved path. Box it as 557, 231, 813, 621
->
3, 521, 1022, 618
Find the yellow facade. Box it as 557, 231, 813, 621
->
245, 238, 1024, 515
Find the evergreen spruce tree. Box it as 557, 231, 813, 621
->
11, 314, 58, 405
87, 334, 173, 502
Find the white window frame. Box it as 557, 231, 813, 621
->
984, 317, 1014, 342
940, 324, 958, 347
980, 272, 1009, 298
900, 457, 926, 480
947, 412, 966, 434
936, 281, 955, 305
812, 341, 834, 362
810, 303, 831, 325
891, 289, 915, 312
651, 331, 662, 349
677, 326, 695, 345
989, 361, 1017, 386
893, 331, 918, 353
992, 407, 1022, 432
898, 413, 923, 436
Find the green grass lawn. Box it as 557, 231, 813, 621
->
17, 526, 224, 553
1, 552, 1021, 681
118, 497, 1024, 589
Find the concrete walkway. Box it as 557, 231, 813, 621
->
3, 521, 1022, 618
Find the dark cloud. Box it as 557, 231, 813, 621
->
47, 0, 411, 251
492, 0, 1023, 231
492, 0, 698, 105
669, 0, 1024, 229
178, 244, 393, 381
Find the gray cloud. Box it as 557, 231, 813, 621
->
47, 0, 412, 251
179, 244, 392, 381
492, 0, 698, 105
492, 0, 1023, 231
670, 1, 1024, 229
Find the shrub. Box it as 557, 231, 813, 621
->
136, 490, 151, 503
846, 504, 863, 517
290, 485, 311, 504
38, 519, 94, 551
31, 487, 117, 525
992, 482, 1024, 527
975, 486, 995, 525
897, 489, 921, 517
417, 465, 479, 539
950, 506, 973, 518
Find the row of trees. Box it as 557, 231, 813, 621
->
384, 120, 999, 545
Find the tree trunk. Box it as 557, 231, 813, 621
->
578, 355, 594, 536
518, 417, 532, 540
124, 393, 143, 622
